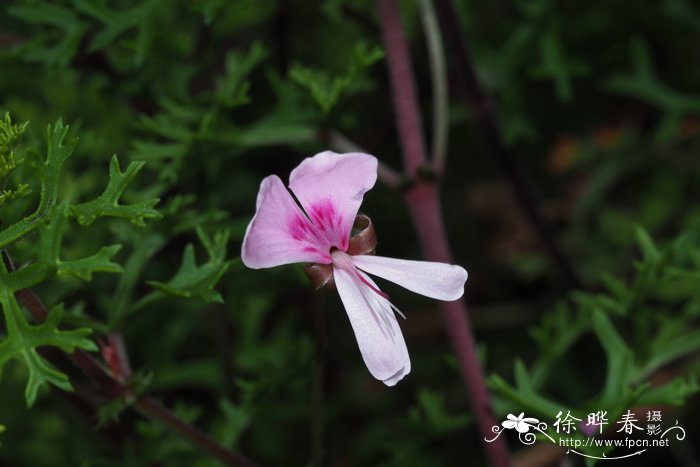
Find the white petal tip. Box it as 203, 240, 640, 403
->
381, 366, 410, 387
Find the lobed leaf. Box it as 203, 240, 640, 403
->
146, 228, 233, 303
0, 293, 96, 407
591, 309, 635, 406
0, 119, 77, 249
71, 155, 161, 227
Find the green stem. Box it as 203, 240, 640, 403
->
310, 291, 326, 467
418, 0, 449, 175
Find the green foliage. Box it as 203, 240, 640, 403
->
290, 42, 384, 113
0, 293, 96, 407
71, 155, 161, 226
0, 113, 31, 208
410, 388, 471, 435
0, 115, 159, 408
146, 228, 233, 303
492, 228, 700, 462
1, 1, 700, 466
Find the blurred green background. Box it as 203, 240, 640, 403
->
0, 0, 699, 466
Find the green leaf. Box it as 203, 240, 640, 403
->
413, 388, 471, 434
0, 183, 32, 208
605, 39, 700, 116
290, 42, 383, 113
289, 66, 351, 113
215, 398, 252, 447
146, 228, 233, 303
635, 226, 660, 263
2, 204, 123, 291
0, 112, 29, 158
9, 4, 86, 66
0, 119, 77, 249
530, 32, 588, 102
71, 155, 161, 227
489, 360, 569, 419
590, 309, 634, 406
59, 245, 123, 281
215, 43, 268, 108
0, 292, 96, 407
71, 0, 161, 66
635, 376, 699, 406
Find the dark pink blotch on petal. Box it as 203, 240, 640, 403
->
289, 151, 377, 249
306, 199, 349, 251
242, 175, 331, 269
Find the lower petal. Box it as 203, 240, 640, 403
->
333, 267, 410, 386
352, 255, 468, 301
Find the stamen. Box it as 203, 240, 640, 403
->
388, 301, 406, 320
355, 270, 390, 300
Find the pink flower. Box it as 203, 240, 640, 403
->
241, 151, 468, 386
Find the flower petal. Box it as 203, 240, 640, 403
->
333, 266, 410, 386
289, 151, 377, 251
242, 175, 331, 268
352, 255, 468, 301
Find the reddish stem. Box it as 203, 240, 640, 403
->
4, 251, 256, 467
404, 184, 509, 466
376, 0, 428, 176
377, 1, 510, 466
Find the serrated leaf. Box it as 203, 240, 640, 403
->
71, 155, 161, 227
71, 0, 160, 65
0, 112, 29, 157
489, 360, 568, 419
605, 39, 700, 114
635, 376, 699, 406
0, 119, 77, 249
289, 66, 352, 114
414, 388, 470, 434
2, 204, 123, 291
59, 245, 123, 281
9, 4, 86, 66
216, 43, 268, 108
530, 32, 588, 102
591, 309, 634, 405
0, 184, 32, 207
147, 229, 232, 303
0, 293, 96, 407
290, 42, 383, 113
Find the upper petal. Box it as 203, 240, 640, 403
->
352, 255, 468, 301
333, 266, 410, 386
241, 175, 332, 269
289, 151, 378, 251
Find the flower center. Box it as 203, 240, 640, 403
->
331, 250, 355, 271
331, 250, 390, 300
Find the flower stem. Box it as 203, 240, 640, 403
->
2, 249, 257, 467
376, 0, 428, 176
136, 397, 257, 467
376, 1, 510, 466
418, 0, 449, 175
433, 0, 582, 289
310, 291, 326, 467
404, 185, 510, 467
